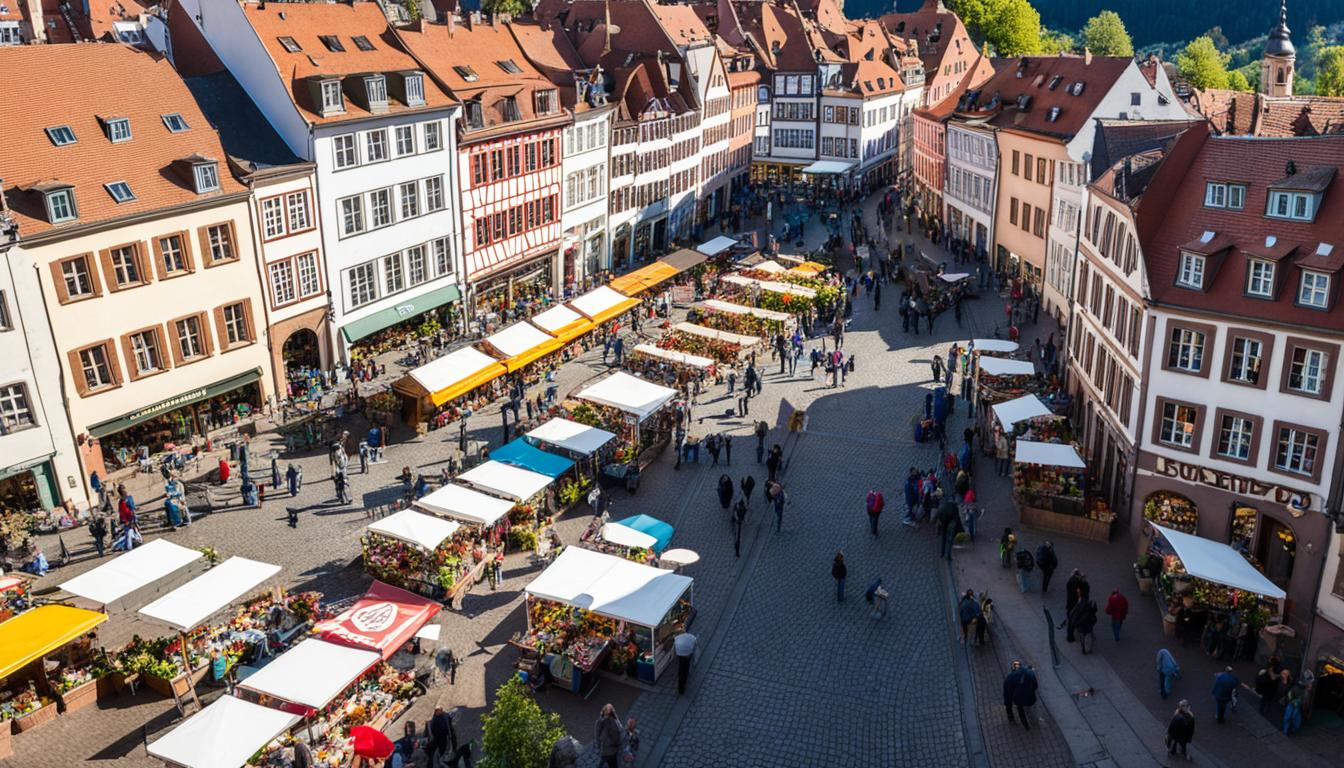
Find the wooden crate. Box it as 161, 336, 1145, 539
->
56, 678, 100, 714
11, 701, 57, 734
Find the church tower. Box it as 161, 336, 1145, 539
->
1261, 0, 1295, 97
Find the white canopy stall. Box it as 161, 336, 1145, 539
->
938, 272, 971, 283
576, 371, 678, 422
525, 547, 693, 680
601, 523, 659, 551
978, 357, 1037, 377
407, 346, 500, 398
61, 538, 203, 606
698, 299, 792, 324
526, 418, 617, 457
672, 322, 761, 347
1150, 524, 1287, 599
147, 695, 299, 768
484, 321, 556, 358
992, 394, 1054, 432
697, 235, 738, 256
720, 273, 816, 298
367, 509, 461, 552
238, 639, 381, 710
633, 343, 715, 370
754, 260, 787, 274
415, 483, 516, 527
456, 461, 554, 502
568, 285, 638, 325
1013, 441, 1086, 468
139, 557, 281, 632
971, 338, 1020, 354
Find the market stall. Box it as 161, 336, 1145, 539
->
970, 338, 1020, 355
672, 322, 760, 348
415, 483, 516, 529
974, 356, 1040, 415
530, 303, 595, 347
719, 273, 817, 298
413, 483, 517, 603
490, 438, 576, 479
574, 372, 678, 487
696, 235, 739, 257
315, 581, 441, 660
1146, 524, 1286, 652
482, 322, 563, 374
147, 694, 299, 768
363, 511, 464, 598
567, 285, 639, 326
525, 418, 617, 459
1143, 491, 1199, 534
0, 576, 30, 624
992, 394, 1053, 432
608, 261, 679, 297
0, 604, 107, 751
1013, 441, 1111, 541
456, 461, 556, 554
754, 260, 788, 274
391, 347, 506, 425
580, 513, 675, 564
60, 538, 203, 607
574, 372, 677, 424
520, 547, 693, 687
630, 344, 714, 371
238, 639, 381, 711
786, 261, 828, 277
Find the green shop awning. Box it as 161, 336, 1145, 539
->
342, 284, 462, 344
86, 368, 262, 438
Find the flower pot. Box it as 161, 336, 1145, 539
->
1137, 576, 1154, 596
56, 678, 100, 714
11, 701, 57, 734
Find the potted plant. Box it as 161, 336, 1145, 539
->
1134, 554, 1157, 595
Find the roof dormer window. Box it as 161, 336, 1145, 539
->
404, 73, 425, 106
161, 113, 190, 133
320, 79, 344, 116
40, 185, 77, 223
1267, 190, 1317, 221
104, 117, 131, 143
502, 96, 521, 122
45, 125, 76, 146
319, 35, 345, 53
465, 100, 484, 130
535, 89, 558, 115
192, 160, 220, 194
104, 181, 135, 203
365, 74, 388, 110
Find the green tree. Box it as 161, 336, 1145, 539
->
1081, 11, 1133, 57
948, 0, 993, 42
1176, 36, 1231, 90
479, 677, 566, 768
1226, 69, 1252, 92
483, 0, 530, 16
982, 0, 1041, 56
404, 0, 420, 22
1038, 29, 1074, 55
1316, 46, 1344, 97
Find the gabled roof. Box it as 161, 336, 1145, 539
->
953, 55, 1133, 140
875, 0, 970, 76
1138, 124, 1344, 332
0, 44, 246, 238
1194, 88, 1344, 137
508, 19, 608, 114
242, 1, 453, 125
1089, 119, 1200, 182
733, 1, 822, 72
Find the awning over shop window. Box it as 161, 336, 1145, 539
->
1152, 524, 1287, 599
0, 604, 107, 680
397, 346, 506, 407
567, 285, 639, 325
484, 322, 564, 373
490, 438, 576, 478
660, 248, 709, 271
340, 284, 462, 344
530, 304, 595, 345
86, 368, 262, 438
147, 695, 299, 768
609, 262, 679, 296
801, 160, 855, 175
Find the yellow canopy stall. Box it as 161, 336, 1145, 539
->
483, 322, 567, 374
608, 261, 679, 296
531, 304, 595, 346
0, 605, 107, 680
567, 286, 639, 327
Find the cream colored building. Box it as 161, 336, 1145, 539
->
0, 45, 272, 487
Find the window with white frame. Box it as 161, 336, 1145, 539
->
110, 245, 141, 286
399, 182, 419, 219
205, 224, 234, 263
365, 129, 388, 162
221, 303, 250, 344
1176, 252, 1205, 289
1228, 184, 1246, 210
106, 117, 132, 143
129, 330, 163, 373
1216, 414, 1254, 460
1204, 182, 1227, 208
174, 316, 205, 360
157, 234, 187, 274
1167, 326, 1205, 372
365, 75, 388, 107
1159, 401, 1198, 447
1287, 346, 1327, 395
321, 81, 344, 114
1268, 190, 1316, 221
193, 162, 220, 193
423, 121, 441, 152
1247, 259, 1275, 297
424, 176, 444, 212
0, 384, 33, 432
1227, 337, 1262, 384
405, 74, 426, 106
46, 189, 77, 223
394, 125, 416, 157
1275, 427, 1319, 475
1299, 270, 1330, 308
384, 253, 404, 294
433, 238, 451, 276
339, 196, 364, 236
296, 252, 321, 297
368, 188, 392, 229
286, 191, 311, 232
262, 197, 285, 239
269, 260, 296, 305
333, 134, 357, 169
0, 291, 9, 331
406, 245, 427, 285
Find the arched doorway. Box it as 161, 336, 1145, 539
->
1143, 490, 1198, 533
282, 328, 321, 374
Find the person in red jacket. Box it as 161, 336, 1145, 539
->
866, 489, 885, 537
217, 457, 231, 485
1105, 588, 1130, 642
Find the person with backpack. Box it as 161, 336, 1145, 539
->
957, 589, 981, 645
1003, 661, 1038, 729
1015, 547, 1035, 593
865, 489, 884, 536
1070, 597, 1099, 654
1035, 541, 1059, 592
1166, 700, 1195, 759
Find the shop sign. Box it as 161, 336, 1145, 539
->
394, 303, 417, 318
1150, 456, 1314, 508
86, 368, 262, 438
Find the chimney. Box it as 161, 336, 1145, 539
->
22, 0, 45, 43
1084, 47, 1092, 66
448, 12, 455, 36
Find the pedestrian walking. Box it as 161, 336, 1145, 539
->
359, 442, 369, 474
1167, 701, 1195, 760
832, 552, 847, 602
1062, 569, 1084, 640
1035, 541, 1058, 592
999, 527, 1015, 568
755, 421, 768, 463
1212, 666, 1240, 723
865, 488, 884, 536
594, 704, 623, 768
1070, 597, 1099, 654
1105, 588, 1129, 641
717, 474, 733, 513
673, 626, 697, 694
623, 718, 640, 765
1014, 546, 1034, 592
732, 498, 746, 557
740, 474, 756, 506
931, 354, 944, 383
1003, 661, 1038, 729
768, 480, 786, 532
724, 434, 732, 465
706, 434, 721, 466
89, 514, 107, 558
334, 470, 350, 504
286, 464, 301, 497
957, 589, 981, 644
766, 445, 782, 481
937, 501, 959, 560
1254, 666, 1277, 715
1158, 648, 1181, 699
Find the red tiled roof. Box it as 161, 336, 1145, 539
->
243, 2, 453, 125
954, 55, 1132, 139
1139, 124, 1344, 332
0, 44, 246, 238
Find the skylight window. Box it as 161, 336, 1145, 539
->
497, 59, 523, 74
1046, 106, 1060, 122
319, 35, 345, 53
278, 36, 301, 53
453, 65, 478, 82
45, 125, 76, 146
1070, 81, 1086, 96
351, 35, 375, 51
105, 181, 135, 203
161, 113, 190, 133
1048, 75, 1063, 90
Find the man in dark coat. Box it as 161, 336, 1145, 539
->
1069, 598, 1099, 654
1003, 661, 1038, 729
1035, 541, 1059, 592
426, 707, 456, 767
1062, 569, 1084, 641
717, 475, 734, 512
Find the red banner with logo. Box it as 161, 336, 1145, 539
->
315, 581, 441, 659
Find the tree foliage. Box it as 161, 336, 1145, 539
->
1039, 28, 1075, 55
1081, 11, 1134, 57
1226, 69, 1253, 92
483, 0, 530, 17
1176, 36, 1232, 90
1316, 46, 1344, 97
479, 677, 566, 768
970, 0, 1042, 56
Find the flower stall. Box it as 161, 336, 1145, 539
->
991, 394, 1053, 433
0, 577, 29, 625
567, 285, 640, 327
530, 303, 596, 349
630, 344, 715, 378
669, 321, 761, 359
1013, 441, 1112, 542
0, 604, 107, 753
391, 346, 506, 426
579, 514, 676, 565
456, 460, 556, 553
414, 483, 516, 604
314, 580, 441, 661
59, 538, 203, 607
973, 356, 1039, 406
1143, 491, 1199, 534
520, 547, 694, 688
693, 299, 793, 336
147, 694, 300, 768
362, 510, 466, 599
575, 372, 678, 486
525, 418, 617, 461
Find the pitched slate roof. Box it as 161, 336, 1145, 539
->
182, 70, 305, 170
1089, 119, 1200, 182
954, 55, 1132, 140
0, 44, 246, 238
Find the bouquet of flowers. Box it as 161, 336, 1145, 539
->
0, 684, 46, 721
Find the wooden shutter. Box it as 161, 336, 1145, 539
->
212, 304, 229, 350
166, 318, 185, 366
67, 348, 89, 397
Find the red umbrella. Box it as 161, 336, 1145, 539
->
350, 725, 395, 760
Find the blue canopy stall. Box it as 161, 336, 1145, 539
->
612, 514, 675, 553
490, 438, 575, 478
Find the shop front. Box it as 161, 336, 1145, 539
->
750, 161, 805, 187
340, 284, 463, 361
633, 217, 668, 264
84, 368, 264, 470
470, 251, 557, 321
270, 306, 331, 406
0, 458, 59, 513
1133, 452, 1330, 638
